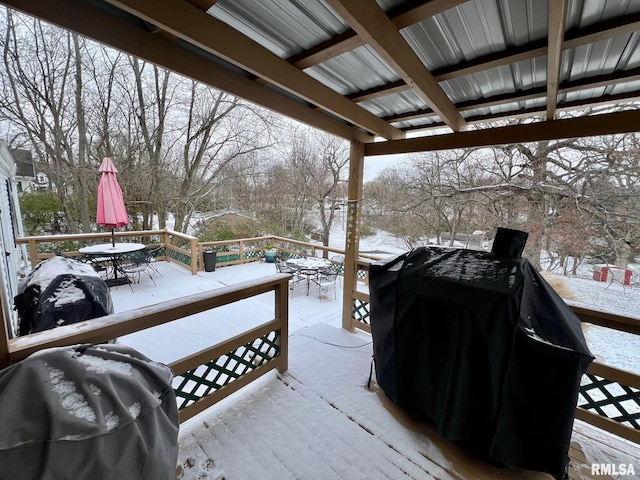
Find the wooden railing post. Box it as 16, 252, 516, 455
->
27, 239, 38, 267
190, 237, 198, 275
275, 277, 289, 373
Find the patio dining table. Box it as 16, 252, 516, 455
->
78, 242, 145, 287
286, 257, 332, 295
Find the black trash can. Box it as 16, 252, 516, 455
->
204, 250, 217, 272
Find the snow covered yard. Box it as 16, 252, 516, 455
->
546, 271, 640, 376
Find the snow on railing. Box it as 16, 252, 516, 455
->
2, 274, 291, 424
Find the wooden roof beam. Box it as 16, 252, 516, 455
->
546, 0, 568, 120
326, 0, 466, 132
107, 0, 404, 140
187, 0, 219, 11
367, 109, 640, 155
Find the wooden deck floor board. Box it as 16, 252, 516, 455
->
177, 323, 639, 479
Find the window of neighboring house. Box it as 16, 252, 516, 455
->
16, 181, 22, 193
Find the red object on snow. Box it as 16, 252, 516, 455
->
592, 265, 632, 285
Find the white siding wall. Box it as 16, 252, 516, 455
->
0, 141, 28, 338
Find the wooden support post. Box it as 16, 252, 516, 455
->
341, 141, 365, 332
275, 278, 289, 373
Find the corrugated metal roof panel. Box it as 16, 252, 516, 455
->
305, 45, 399, 95
210, 0, 348, 58
203, 0, 640, 134
359, 90, 430, 118
566, 35, 640, 82
568, 0, 640, 27
461, 97, 546, 119
401, 0, 548, 71
441, 57, 547, 105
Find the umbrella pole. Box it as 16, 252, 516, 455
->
111, 229, 116, 247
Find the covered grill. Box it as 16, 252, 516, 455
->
13, 256, 113, 336
369, 232, 593, 479
0, 344, 179, 479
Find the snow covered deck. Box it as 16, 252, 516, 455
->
109, 261, 639, 480
175, 324, 640, 480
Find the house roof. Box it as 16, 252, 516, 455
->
5, 0, 640, 154
10, 149, 35, 178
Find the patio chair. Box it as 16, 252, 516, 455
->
77, 254, 111, 281
312, 268, 339, 299
120, 251, 156, 288
330, 254, 344, 265
145, 246, 163, 277
275, 259, 304, 295
329, 255, 344, 286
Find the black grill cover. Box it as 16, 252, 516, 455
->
13, 256, 113, 336
369, 246, 594, 478
0, 344, 179, 479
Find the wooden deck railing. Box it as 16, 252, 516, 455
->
198, 234, 379, 269
347, 260, 640, 446
16, 230, 375, 275
10, 230, 640, 440
2, 274, 291, 423
16, 229, 199, 274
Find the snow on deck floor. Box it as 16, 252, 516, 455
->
109, 260, 345, 365
103, 260, 640, 479
176, 323, 640, 480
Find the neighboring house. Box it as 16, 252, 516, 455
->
11, 148, 48, 193
0, 141, 29, 339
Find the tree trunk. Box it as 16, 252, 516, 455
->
72, 34, 92, 232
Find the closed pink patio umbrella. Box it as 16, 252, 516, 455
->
96, 157, 129, 246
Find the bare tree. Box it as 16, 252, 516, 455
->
0, 11, 91, 231
572, 134, 640, 266
281, 129, 349, 251
168, 81, 275, 234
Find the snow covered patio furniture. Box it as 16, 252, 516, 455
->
369, 244, 595, 479
13, 256, 114, 336
120, 249, 157, 289
0, 343, 179, 479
